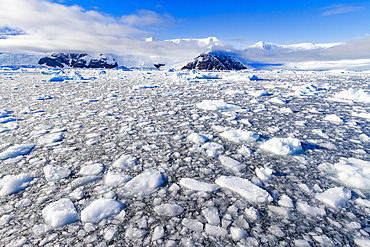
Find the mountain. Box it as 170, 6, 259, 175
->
249, 41, 341, 52
181, 51, 247, 70
38, 53, 118, 68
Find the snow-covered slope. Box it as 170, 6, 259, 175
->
250, 41, 341, 51
38, 53, 118, 68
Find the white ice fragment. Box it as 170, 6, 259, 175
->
354, 237, 370, 247
79, 163, 104, 176
238, 146, 252, 156
268, 205, 291, 218
296, 202, 326, 217
268, 225, 285, 237
38, 133, 64, 145
331, 158, 370, 190
280, 107, 293, 113
269, 97, 287, 104
120, 169, 164, 196
71, 176, 101, 188
34, 94, 52, 100
215, 176, 272, 203
278, 195, 294, 208
205, 224, 228, 237
152, 226, 165, 241
104, 227, 117, 241
315, 187, 351, 208
179, 178, 219, 192
0, 144, 34, 160
324, 114, 343, 122
230, 226, 248, 241
196, 100, 242, 111
218, 155, 246, 173
42, 198, 78, 228
187, 133, 210, 144
104, 171, 131, 187
255, 167, 273, 181
201, 142, 224, 151
219, 129, 259, 143
81, 198, 122, 223
153, 204, 184, 217
312, 235, 335, 246
112, 154, 138, 169
293, 239, 311, 247
202, 207, 220, 225
0, 214, 14, 226
125, 227, 147, 239
43, 165, 71, 182
359, 134, 370, 142
181, 218, 203, 231
355, 198, 370, 208
0, 173, 34, 196
334, 88, 370, 103
260, 137, 303, 155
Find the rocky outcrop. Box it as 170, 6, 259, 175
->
38, 53, 118, 68
182, 51, 246, 70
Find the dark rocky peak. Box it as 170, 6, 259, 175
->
182, 51, 247, 71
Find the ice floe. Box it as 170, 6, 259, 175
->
315, 187, 351, 208
153, 204, 184, 217
219, 129, 259, 143
179, 178, 219, 192
260, 137, 303, 155
0, 173, 34, 196
0, 144, 35, 160
43, 165, 71, 182
81, 198, 123, 223
196, 100, 242, 111
42, 198, 78, 228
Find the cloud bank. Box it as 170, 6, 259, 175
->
321, 4, 363, 16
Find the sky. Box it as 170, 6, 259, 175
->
0, 0, 369, 68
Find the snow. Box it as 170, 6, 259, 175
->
260, 137, 303, 155
255, 167, 273, 181
187, 133, 210, 144
196, 100, 242, 111
153, 204, 184, 216
81, 198, 123, 223
219, 129, 259, 143
324, 114, 343, 122
0, 144, 34, 160
104, 171, 131, 187
334, 88, 370, 103
179, 178, 219, 192
218, 155, 246, 172
0, 173, 34, 196
315, 187, 351, 208
112, 154, 138, 169
215, 176, 272, 203
43, 165, 71, 182
42, 198, 78, 228
78, 163, 104, 176
296, 202, 326, 217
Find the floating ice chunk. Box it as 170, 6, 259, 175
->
205, 224, 228, 237
218, 155, 246, 172
0, 144, 34, 160
125, 227, 147, 239
268, 225, 285, 237
255, 167, 273, 181
71, 176, 101, 188
0, 173, 34, 196
196, 100, 242, 111
112, 154, 138, 169
34, 94, 52, 100
42, 198, 78, 228
315, 187, 351, 208
180, 178, 219, 192
43, 165, 71, 182
355, 198, 370, 208
181, 218, 203, 231
153, 204, 184, 217
312, 235, 335, 246
38, 133, 64, 145
104, 227, 118, 241
120, 169, 164, 196
324, 114, 343, 122
244, 207, 259, 221
354, 237, 370, 247
219, 129, 259, 143
201, 142, 223, 151
352, 112, 370, 119
296, 202, 326, 217
260, 137, 303, 155
248, 90, 269, 97
269, 97, 287, 104
81, 198, 123, 223
359, 134, 370, 142
238, 146, 252, 156
225, 89, 246, 95
0, 108, 10, 118
215, 176, 272, 203
280, 107, 293, 113
230, 227, 248, 241
187, 133, 210, 144
268, 205, 291, 218
104, 171, 131, 187
293, 239, 311, 247
334, 88, 370, 103
330, 158, 370, 190
152, 226, 165, 241
278, 195, 294, 208
79, 163, 104, 176
202, 207, 220, 225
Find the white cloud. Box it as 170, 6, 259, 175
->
121, 9, 175, 27
321, 4, 363, 16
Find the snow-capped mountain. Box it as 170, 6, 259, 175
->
165, 37, 222, 48
250, 41, 341, 51
182, 51, 247, 70
38, 53, 118, 68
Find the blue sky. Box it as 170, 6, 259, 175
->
54, 0, 370, 46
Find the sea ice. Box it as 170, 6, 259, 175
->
324, 114, 343, 122
0, 173, 34, 196
43, 165, 71, 182
315, 187, 351, 208
0, 144, 35, 160
179, 178, 219, 192
119, 169, 164, 196
112, 154, 138, 169
81, 198, 123, 223
196, 100, 242, 111
153, 204, 184, 217
215, 176, 272, 203
219, 129, 259, 143
218, 155, 246, 172
187, 133, 210, 144
260, 137, 303, 155
38, 133, 64, 145
202, 207, 220, 225
104, 171, 131, 187
78, 163, 104, 176
296, 202, 326, 217
334, 88, 370, 103
255, 167, 273, 181
42, 198, 78, 228
181, 218, 204, 232
205, 224, 228, 237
